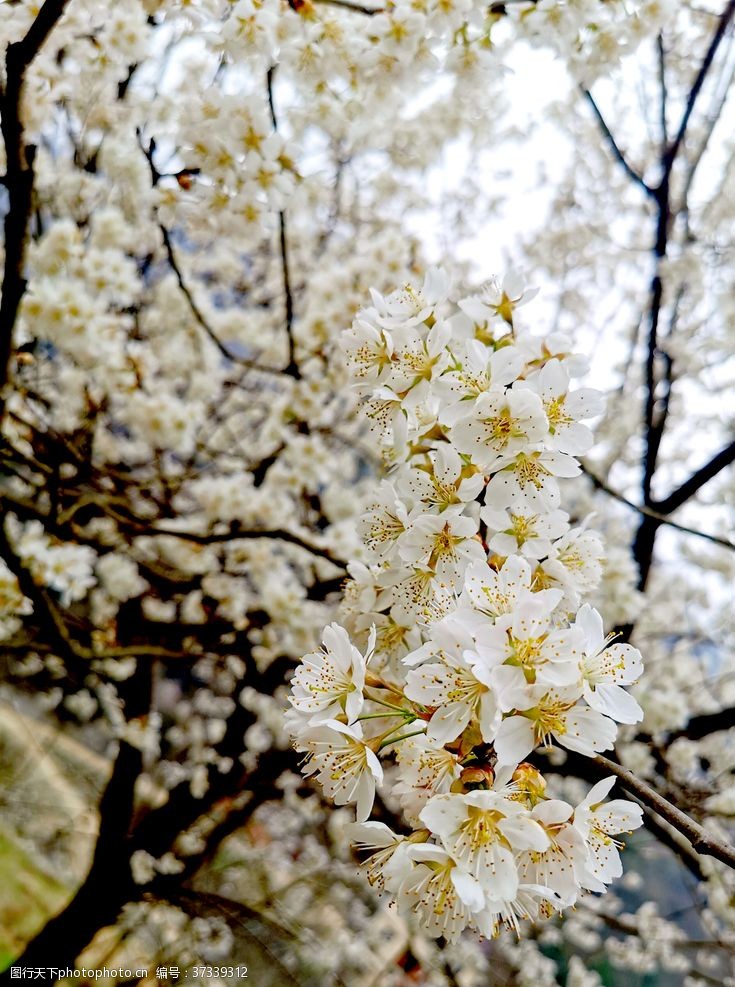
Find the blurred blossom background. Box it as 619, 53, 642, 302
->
1, 0, 734, 985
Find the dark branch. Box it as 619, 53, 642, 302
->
266, 66, 300, 379
0, 0, 70, 416
278, 212, 299, 377
158, 224, 282, 377
634, 0, 735, 581
582, 464, 735, 551
665, 0, 735, 171
137, 134, 283, 376
657, 33, 668, 146
581, 88, 655, 198
653, 437, 735, 515
5, 736, 145, 972
310, 0, 383, 14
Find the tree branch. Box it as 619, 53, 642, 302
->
653, 437, 735, 514
310, 0, 383, 14
157, 224, 281, 377
594, 754, 735, 870
0, 0, 70, 416
266, 66, 300, 379
665, 0, 735, 171
678, 36, 735, 218
149, 522, 348, 568
657, 33, 668, 146
4, 738, 143, 973
582, 464, 735, 551
633, 1, 735, 588
137, 134, 284, 376
581, 88, 655, 198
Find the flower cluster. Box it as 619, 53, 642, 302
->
288, 269, 645, 941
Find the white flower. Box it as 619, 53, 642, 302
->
460, 555, 533, 620
384, 319, 452, 392
474, 883, 563, 939
370, 266, 451, 329
517, 799, 588, 905
449, 388, 548, 468
521, 359, 603, 455
394, 735, 463, 823
478, 587, 581, 692
481, 506, 570, 560
404, 616, 501, 744
575, 605, 644, 724
400, 444, 485, 512
295, 720, 383, 821
289, 622, 376, 725
540, 525, 605, 601
458, 272, 538, 326
341, 317, 392, 384
484, 449, 580, 512
376, 561, 453, 622
346, 821, 412, 892
397, 844, 485, 942
397, 508, 484, 584
494, 688, 618, 767
436, 339, 525, 412
421, 790, 549, 898
359, 483, 410, 560
573, 778, 644, 891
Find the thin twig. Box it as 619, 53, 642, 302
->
595, 754, 735, 870
311, 0, 383, 14
137, 134, 283, 376
149, 523, 347, 568
581, 88, 655, 198
582, 464, 735, 551
266, 66, 301, 379
278, 212, 299, 377
656, 33, 668, 146
665, 0, 735, 170
159, 225, 282, 376
679, 50, 735, 220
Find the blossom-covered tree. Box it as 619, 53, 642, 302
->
1, 0, 735, 984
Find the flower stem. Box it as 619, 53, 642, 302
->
378, 726, 427, 751
356, 711, 406, 722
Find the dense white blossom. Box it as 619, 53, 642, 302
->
288, 272, 646, 939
